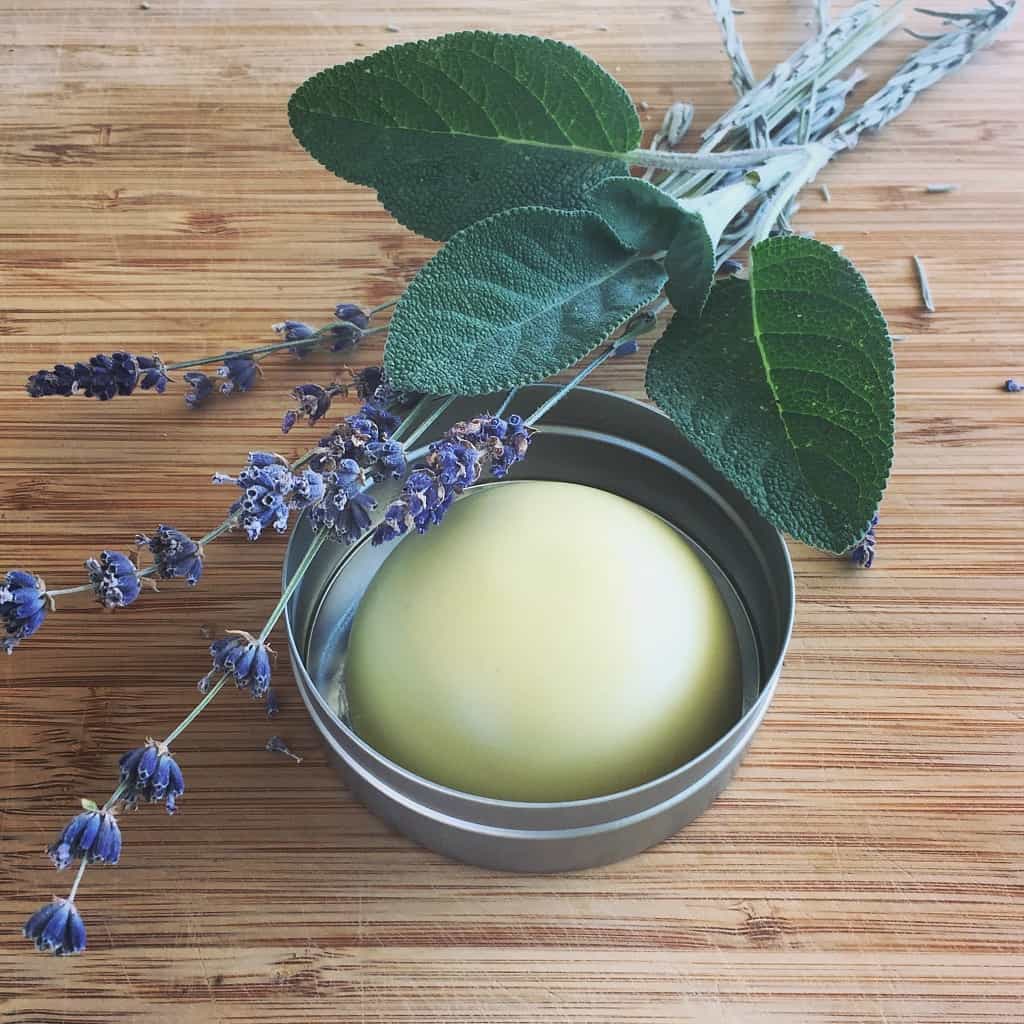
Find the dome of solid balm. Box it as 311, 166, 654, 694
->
344, 481, 741, 802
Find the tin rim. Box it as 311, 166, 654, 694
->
283, 385, 795, 812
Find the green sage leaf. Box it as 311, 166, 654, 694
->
646, 236, 894, 552
584, 176, 714, 318
384, 206, 666, 394
289, 32, 641, 240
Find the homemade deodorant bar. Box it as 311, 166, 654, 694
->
344, 481, 741, 802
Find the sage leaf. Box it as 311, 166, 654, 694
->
289, 32, 641, 240
384, 206, 666, 395
584, 176, 715, 318
646, 236, 894, 552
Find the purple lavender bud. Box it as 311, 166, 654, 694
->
85, 551, 141, 609
183, 371, 215, 408
334, 303, 370, 330
136, 355, 169, 393
119, 738, 185, 814
26, 363, 77, 397
27, 352, 142, 400
365, 439, 407, 478
207, 632, 273, 699
265, 688, 281, 718
47, 808, 121, 868
290, 467, 326, 511
850, 513, 879, 569
282, 383, 338, 431
1005, 378, 1023, 393
273, 320, 318, 357
136, 525, 203, 586
324, 321, 362, 353
612, 338, 639, 357
1, 570, 48, 654
217, 353, 259, 395
718, 258, 743, 275
352, 365, 385, 400
213, 452, 298, 541
23, 898, 86, 956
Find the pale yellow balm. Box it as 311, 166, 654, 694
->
343, 481, 741, 802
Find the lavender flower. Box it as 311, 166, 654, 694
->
25, 364, 76, 397
213, 452, 296, 541
137, 356, 169, 393
273, 319, 317, 357
136, 525, 204, 585
351, 364, 423, 409
311, 404, 399, 472
1005, 378, 1023, 393
290, 467, 326, 512
281, 383, 341, 433
26, 352, 141, 401
86, 551, 141, 609
322, 303, 369, 353
1, 570, 48, 654
265, 689, 281, 717
266, 735, 303, 762
334, 303, 370, 330
352, 365, 386, 401
119, 739, 185, 814
206, 631, 273, 698
360, 401, 401, 438
217, 354, 259, 395
183, 371, 215, 408
323, 321, 362, 352
309, 459, 378, 544
850, 513, 878, 569
47, 807, 121, 868
23, 898, 86, 956
371, 414, 533, 546
365, 439, 407, 478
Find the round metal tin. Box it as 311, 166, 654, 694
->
284, 385, 794, 872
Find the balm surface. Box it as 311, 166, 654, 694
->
343, 481, 741, 802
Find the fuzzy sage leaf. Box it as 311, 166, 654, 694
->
384, 206, 666, 395
289, 32, 641, 240
646, 236, 894, 552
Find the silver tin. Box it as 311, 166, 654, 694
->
284, 385, 794, 872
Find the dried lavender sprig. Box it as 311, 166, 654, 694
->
25, 527, 329, 955
702, 1, 901, 152
640, 102, 696, 182
709, 0, 757, 96
662, 0, 889, 195
826, 1, 1016, 150
817, 0, 831, 35
735, 2, 1015, 247
164, 324, 386, 373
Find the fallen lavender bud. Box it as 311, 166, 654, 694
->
183, 371, 215, 408
265, 735, 302, 763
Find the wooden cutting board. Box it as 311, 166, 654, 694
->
1, 2, 1021, 1021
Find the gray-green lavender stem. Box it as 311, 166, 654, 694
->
165, 326, 385, 372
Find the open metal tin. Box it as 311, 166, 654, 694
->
284, 385, 794, 872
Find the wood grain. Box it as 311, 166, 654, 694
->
1, 2, 1022, 1021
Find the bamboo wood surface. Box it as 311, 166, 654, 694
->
2, 2, 1022, 1021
